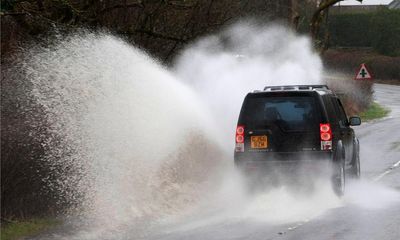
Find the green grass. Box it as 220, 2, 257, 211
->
391, 141, 400, 151
1, 218, 60, 240
359, 102, 390, 121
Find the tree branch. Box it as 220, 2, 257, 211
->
131, 29, 188, 43
310, 0, 362, 40
100, 3, 144, 15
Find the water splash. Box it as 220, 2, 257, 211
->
175, 22, 323, 147
23, 32, 227, 236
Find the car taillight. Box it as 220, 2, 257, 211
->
321, 132, 331, 141
236, 135, 244, 143
320, 123, 332, 150
235, 125, 245, 152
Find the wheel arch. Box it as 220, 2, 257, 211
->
335, 140, 346, 162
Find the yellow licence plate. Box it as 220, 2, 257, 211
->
251, 135, 268, 149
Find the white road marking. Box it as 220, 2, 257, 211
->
373, 160, 400, 182
280, 219, 309, 235
394, 161, 400, 168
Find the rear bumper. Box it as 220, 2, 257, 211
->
234, 151, 333, 162
234, 151, 335, 189
234, 151, 333, 173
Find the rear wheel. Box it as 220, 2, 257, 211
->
332, 148, 346, 197
351, 143, 361, 178
332, 160, 345, 196
351, 153, 361, 178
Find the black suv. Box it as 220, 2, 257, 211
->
234, 85, 361, 196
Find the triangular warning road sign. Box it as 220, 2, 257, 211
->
354, 63, 373, 80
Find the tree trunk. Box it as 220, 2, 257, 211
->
310, 0, 342, 40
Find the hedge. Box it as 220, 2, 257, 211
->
328, 8, 400, 56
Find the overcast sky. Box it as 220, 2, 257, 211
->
338, 0, 393, 5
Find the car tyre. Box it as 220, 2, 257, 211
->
332, 145, 346, 197
351, 141, 361, 179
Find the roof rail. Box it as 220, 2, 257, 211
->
263, 85, 329, 91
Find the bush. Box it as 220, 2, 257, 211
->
0, 0, 16, 11
1, 59, 65, 220
326, 74, 373, 115
322, 49, 400, 80
328, 8, 400, 56
369, 9, 400, 56
328, 12, 372, 47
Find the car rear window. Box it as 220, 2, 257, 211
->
241, 95, 321, 131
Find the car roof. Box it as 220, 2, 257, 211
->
250, 85, 335, 96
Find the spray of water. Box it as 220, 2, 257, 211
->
175, 23, 323, 146
17, 23, 399, 239
23, 32, 228, 238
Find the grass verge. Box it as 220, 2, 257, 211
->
359, 102, 390, 121
390, 141, 400, 151
1, 218, 60, 240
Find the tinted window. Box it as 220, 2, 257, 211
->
334, 98, 348, 127
242, 96, 321, 131
323, 96, 339, 124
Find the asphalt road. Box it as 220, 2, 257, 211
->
31, 84, 400, 240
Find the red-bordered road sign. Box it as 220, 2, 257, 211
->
354, 63, 373, 80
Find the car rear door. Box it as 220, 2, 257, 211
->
238, 92, 324, 154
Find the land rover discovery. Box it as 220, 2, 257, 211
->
234, 85, 361, 196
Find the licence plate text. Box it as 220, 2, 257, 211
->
251, 135, 268, 149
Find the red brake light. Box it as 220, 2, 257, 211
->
236, 125, 245, 143
235, 125, 245, 152
236, 126, 244, 135
236, 135, 244, 143
320, 123, 332, 141
320, 124, 330, 132
320, 123, 332, 150
321, 132, 331, 141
